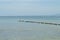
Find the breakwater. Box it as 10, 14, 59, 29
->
18, 20, 60, 26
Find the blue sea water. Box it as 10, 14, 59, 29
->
0, 16, 60, 40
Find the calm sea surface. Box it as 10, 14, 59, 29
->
0, 16, 60, 40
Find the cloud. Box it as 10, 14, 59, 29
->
0, 5, 60, 14
0, 0, 60, 16
0, 0, 60, 7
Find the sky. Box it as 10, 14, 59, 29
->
0, 0, 60, 16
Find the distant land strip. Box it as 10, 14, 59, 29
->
18, 20, 60, 26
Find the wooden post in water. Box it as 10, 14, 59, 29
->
18, 20, 60, 26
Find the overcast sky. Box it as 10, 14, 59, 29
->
0, 0, 60, 16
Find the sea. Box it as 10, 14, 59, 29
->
0, 16, 60, 40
